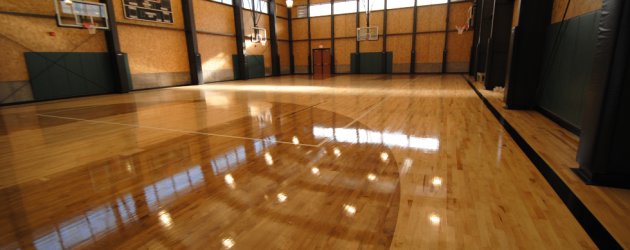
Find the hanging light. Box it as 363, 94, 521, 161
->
286, 0, 293, 8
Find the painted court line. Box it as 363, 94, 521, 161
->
342, 77, 419, 129
37, 114, 322, 148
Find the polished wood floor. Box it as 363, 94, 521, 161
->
469, 76, 630, 249
0, 74, 603, 249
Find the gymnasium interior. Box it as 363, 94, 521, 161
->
1, 0, 629, 249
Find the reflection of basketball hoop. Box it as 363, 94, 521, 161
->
83, 22, 98, 34
456, 26, 466, 35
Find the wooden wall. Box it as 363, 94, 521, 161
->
551, 0, 603, 23
195, 0, 237, 73
0, 0, 106, 83
288, 2, 474, 72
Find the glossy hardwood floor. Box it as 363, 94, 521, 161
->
469, 76, 630, 249
0, 74, 598, 249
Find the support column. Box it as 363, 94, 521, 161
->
233, 0, 249, 80
469, 0, 481, 76
575, 0, 630, 189
269, 0, 280, 76
410, 0, 418, 73
101, 0, 130, 93
289, 8, 294, 74
473, 0, 493, 80
381, 0, 388, 73
307, 0, 312, 75
355, 0, 360, 74
182, 0, 203, 85
502, 0, 553, 109
483, 0, 514, 89
442, 0, 451, 73
331, 0, 335, 74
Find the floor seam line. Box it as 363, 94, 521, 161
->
36, 114, 321, 147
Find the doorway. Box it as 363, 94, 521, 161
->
313, 49, 331, 75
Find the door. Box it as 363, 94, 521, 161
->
314, 50, 323, 75
322, 49, 331, 74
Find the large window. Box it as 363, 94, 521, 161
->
242, 0, 268, 14
387, 0, 414, 9
210, 0, 233, 5
310, 3, 332, 17
359, 0, 384, 11
334, 0, 357, 14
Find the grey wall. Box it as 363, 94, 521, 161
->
537, 10, 601, 128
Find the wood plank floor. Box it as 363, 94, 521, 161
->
468, 76, 630, 249
0, 74, 601, 249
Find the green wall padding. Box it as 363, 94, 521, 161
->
350, 52, 393, 74
538, 10, 601, 128
232, 54, 265, 79
25, 52, 116, 100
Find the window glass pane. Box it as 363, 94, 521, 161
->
417, 0, 447, 6
334, 1, 357, 14
310, 3, 331, 17
359, 0, 384, 11
387, 0, 414, 9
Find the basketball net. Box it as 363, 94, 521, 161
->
83, 22, 98, 34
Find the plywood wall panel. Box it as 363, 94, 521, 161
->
311, 40, 332, 52
417, 5, 447, 32
446, 31, 473, 62
359, 39, 383, 53
311, 0, 331, 4
360, 11, 384, 35
198, 34, 237, 70
448, 2, 473, 30
415, 33, 445, 63
334, 14, 357, 38
552, 0, 602, 23
292, 19, 309, 40
334, 38, 355, 65
293, 41, 309, 65
114, 0, 185, 30
277, 18, 290, 40
387, 8, 414, 34
277, 4, 288, 18
279, 41, 291, 66
277, 0, 287, 5
0, 14, 107, 82
387, 35, 412, 64
118, 25, 189, 74
194, 0, 235, 34
311, 16, 332, 39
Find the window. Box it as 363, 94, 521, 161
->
210, 0, 233, 4
417, 0, 446, 6
359, 0, 384, 11
243, 0, 268, 14
310, 3, 331, 17
387, 0, 414, 9
334, 0, 357, 14
297, 5, 308, 18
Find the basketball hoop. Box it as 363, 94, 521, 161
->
260, 38, 267, 46
83, 22, 98, 35
456, 26, 466, 35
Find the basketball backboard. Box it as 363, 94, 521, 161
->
357, 27, 378, 41
251, 27, 267, 43
53, 0, 109, 30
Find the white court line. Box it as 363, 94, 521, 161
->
341, 77, 419, 129
37, 114, 321, 147
39, 105, 101, 115
315, 77, 419, 148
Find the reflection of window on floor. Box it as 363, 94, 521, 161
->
254, 135, 277, 155
211, 146, 247, 175
33, 194, 137, 250
313, 126, 439, 151
145, 166, 204, 212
